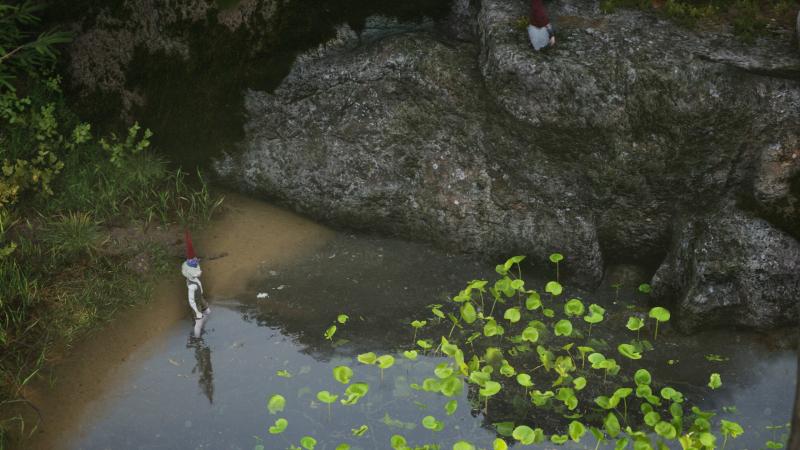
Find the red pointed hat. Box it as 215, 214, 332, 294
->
530, 0, 550, 27
185, 229, 196, 260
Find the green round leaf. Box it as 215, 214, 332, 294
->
644, 411, 661, 427
648, 306, 671, 322
444, 399, 459, 416
480, 380, 501, 397
333, 365, 354, 384
300, 436, 317, 450
316, 390, 338, 404
568, 421, 586, 442
493, 438, 508, 450
391, 435, 407, 449
403, 350, 418, 360
525, 291, 542, 310
461, 302, 477, 324
516, 373, 533, 387
417, 339, 433, 350
618, 343, 642, 360
554, 319, 573, 337
376, 355, 395, 369
545, 281, 563, 296
337, 314, 349, 324
503, 307, 521, 323
268, 418, 288, 434
411, 319, 427, 328
708, 373, 722, 390
435, 363, 454, 379
422, 415, 443, 431
604, 412, 621, 438
638, 283, 652, 294
521, 326, 540, 343
357, 352, 377, 365
654, 421, 677, 439
626, 316, 644, 331
564, 299, 585, 317
634, 368, 652, 386
440, 376, 463, 397
549, 253, 564, 263
720, 420, 744, 438
453, 441, 476, 450
512, 425, 537, 445
267, 394, 286, 415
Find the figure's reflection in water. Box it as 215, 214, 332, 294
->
187, 317, 214, 404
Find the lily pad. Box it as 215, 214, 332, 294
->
268, 418, 288, 434
333, 365, 353, 384
267, 394, 286, 415
545, 281, 563, 296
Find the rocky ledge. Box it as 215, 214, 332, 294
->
213, 0, 800, 330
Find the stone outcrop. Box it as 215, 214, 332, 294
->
652, 207, 800, 331
214, 0, 800, 328
215, 23, 605, 285
62, 0, 800, 329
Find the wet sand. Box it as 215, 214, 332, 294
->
19, 193, 333, 449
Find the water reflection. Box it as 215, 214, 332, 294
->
186, 319, 215, 405
233, 235, 797, 446
61, 234, 796, 450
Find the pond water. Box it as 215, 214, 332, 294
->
54, 233, 795, 450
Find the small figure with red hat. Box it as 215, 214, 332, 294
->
528, 0, 555, 51
182, 230, 210, 322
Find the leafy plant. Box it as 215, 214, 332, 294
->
648, 307, 671, 340
255, 254, 754, 450
267, 394, 286, 415
708, 373, 722, 390
549, 253, 563, 281
268, 418, 288, 434
317, 391, 338, 417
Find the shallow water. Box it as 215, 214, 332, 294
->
50, 234, 795, 450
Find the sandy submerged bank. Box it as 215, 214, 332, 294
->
20, 193, 333, 450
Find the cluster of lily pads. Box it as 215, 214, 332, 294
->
259, 255, 746, 450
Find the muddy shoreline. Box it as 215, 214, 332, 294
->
18, 193, 333, 449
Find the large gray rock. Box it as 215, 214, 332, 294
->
215, 24, 605, 285
216, 0, 800, 307
477, 0, 800, 258
652, 207, 800, 331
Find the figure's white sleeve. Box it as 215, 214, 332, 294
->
187, 284, 202, 318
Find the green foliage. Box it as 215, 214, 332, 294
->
598, 0, 792, 39
0, 1, 72, 90
267, 394, 286, 414
0, 3, 226, 447
708, 373, 722, 390
255, 254, 752, 450
268, 418, 288, 434
99, 122, 152, 168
